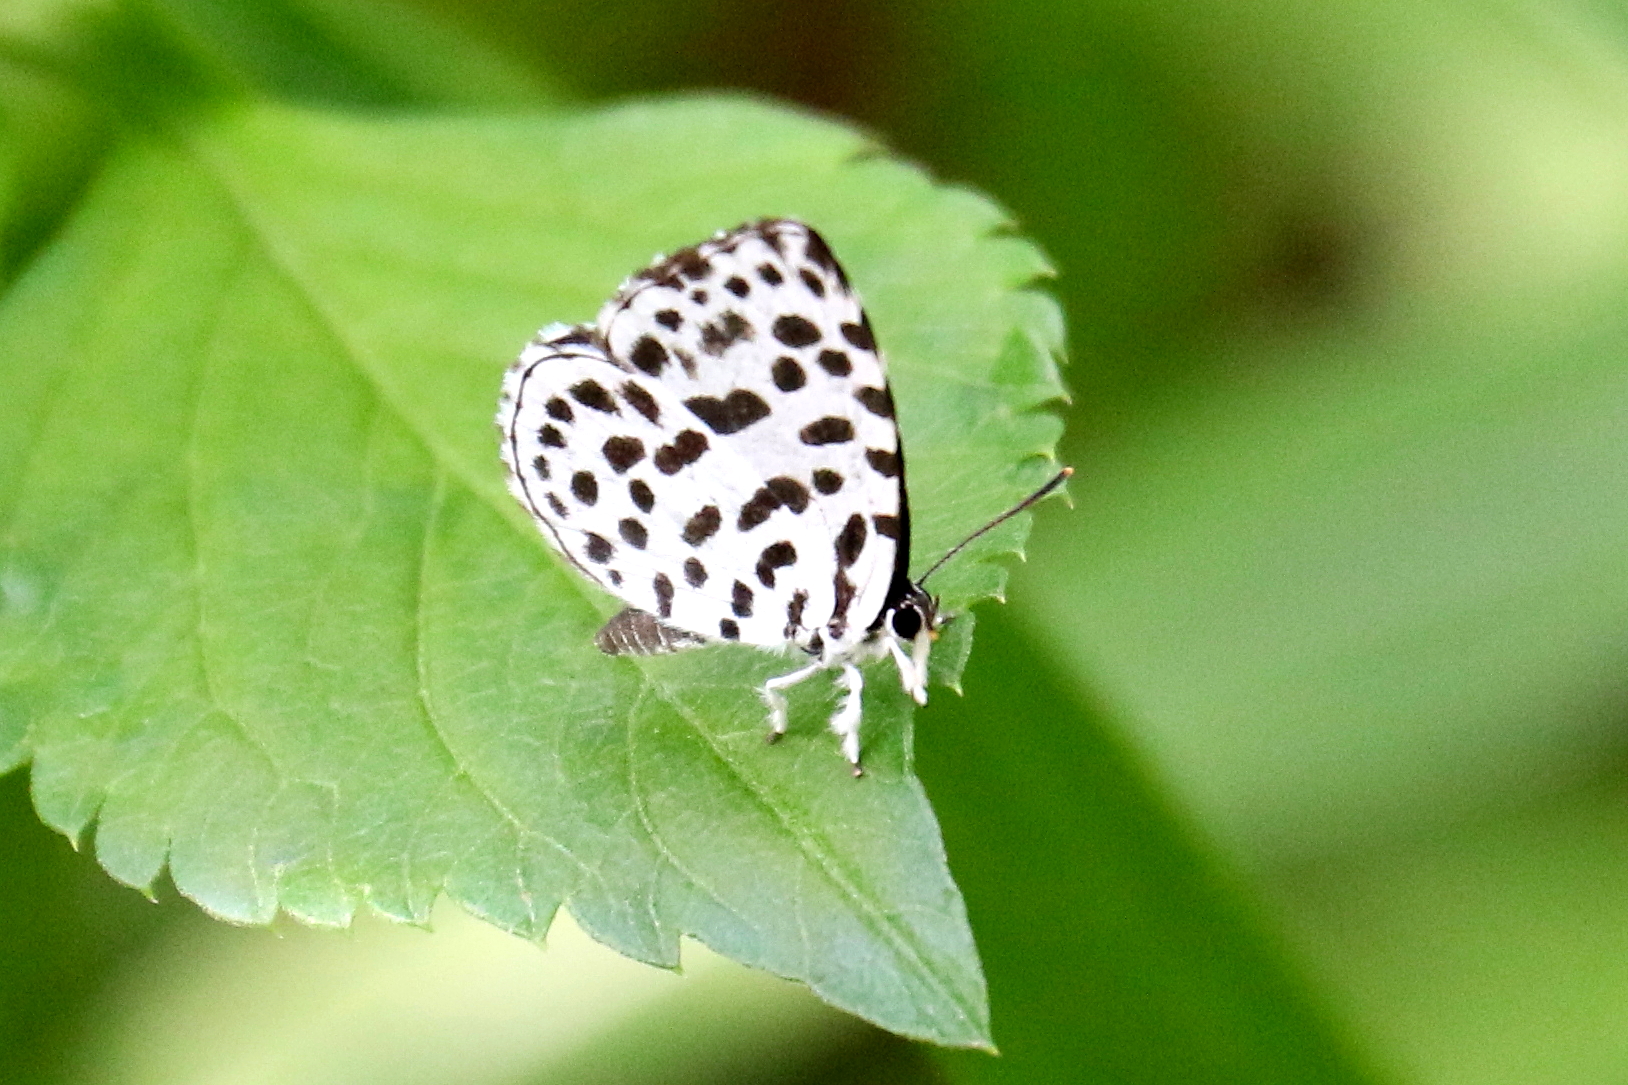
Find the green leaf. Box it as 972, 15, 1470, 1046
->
0, 96, 1064, 1047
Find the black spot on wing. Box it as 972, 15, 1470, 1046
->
766, 477, 809, 512
539, 425, 566, 448
757, 263, 783, 285
602, 436, 645, 473
675, 249, 711, 280
546, 493, 568, 518
570, 380, 617, 413
653, 573, 674, 618
773, 314, 821, 348
855, 386, 894, 418
800, 417, 854, 445
841, 318, 875, 352
570, 471, 598, 505
634, 261, 683, 289
654, 430, 708, 474
530, 454, 550, 480
738, 488, 777, 531
684, 389, 771, 435
756, 541, 796, 588
800, 228, 850, 289
829, 571, 855, 638
817, 349, 851, 376
737, 476, 808, 531
682, 505, 721, 546
731, 580, 754, 618
772, 357, 806, 392
700, 311, 751, 356
619, 518, 647, 549
758, 223, 789, 257
835, 513, 866, 568
684, 557, 707, 587
873, 514, 901, 540
724, 276, 750, 298
584, 532, 614, 563
785, 589, 808, 637
799, 268, 826, 297
813, 468, 843, 494
628, 478, 654, 512
629, 336, 668, 377
719, 618, 740, 640
655, 309, 682, 331
546, 396, 573, 422
640, 272, 683, 292
621, 381, 660, 424
865, 448, 900, 478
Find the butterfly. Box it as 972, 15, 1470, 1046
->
496, 219, 1067, 774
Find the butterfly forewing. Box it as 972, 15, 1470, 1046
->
498, 220, 905, 657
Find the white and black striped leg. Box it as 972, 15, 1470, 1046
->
829, 663, 865, 775
761, 660, 825, 742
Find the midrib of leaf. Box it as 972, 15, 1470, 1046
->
177, 110, 981, 1032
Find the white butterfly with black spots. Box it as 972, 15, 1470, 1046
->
497, 219, 1065, 774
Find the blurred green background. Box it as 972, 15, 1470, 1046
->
6, 0, 1628, 1082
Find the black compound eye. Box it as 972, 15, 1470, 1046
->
891, 606, 923, 640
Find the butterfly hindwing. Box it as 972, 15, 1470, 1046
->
502, 333, 767, 644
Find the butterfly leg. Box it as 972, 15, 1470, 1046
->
886, 637, 929, 706
761, 660, 826, 742
829, 663, 866, 776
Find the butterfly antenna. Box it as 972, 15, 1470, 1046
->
919, 467, 1073, 586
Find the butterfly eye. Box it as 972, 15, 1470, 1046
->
891, 606, 923, 640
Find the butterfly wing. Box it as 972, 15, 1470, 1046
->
500, 327, 773, 646
597, 220, 905, 653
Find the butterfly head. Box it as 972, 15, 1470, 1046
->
887, 582, 939, 642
